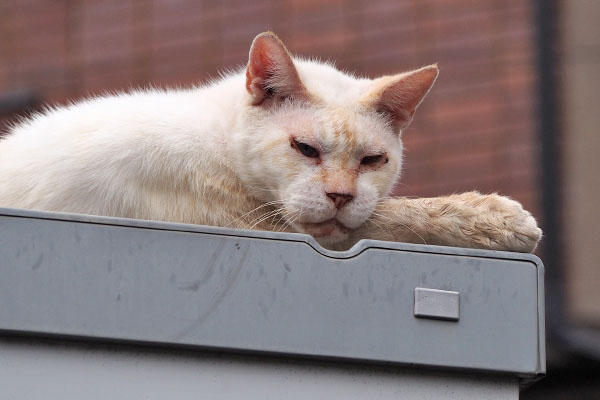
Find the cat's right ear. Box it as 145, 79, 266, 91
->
246, 32, 308, 105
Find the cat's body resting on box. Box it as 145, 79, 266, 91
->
0, 33, 541, 252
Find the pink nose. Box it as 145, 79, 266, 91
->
326, 192, 354, 209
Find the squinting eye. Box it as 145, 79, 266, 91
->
360, 154, 385, 166
293, 139, 320, 158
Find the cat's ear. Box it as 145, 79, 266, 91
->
363, 65, 439, 131
246, 32, 308, 105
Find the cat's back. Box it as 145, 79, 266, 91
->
2, 88, 203, 149
0, 85, 238, 215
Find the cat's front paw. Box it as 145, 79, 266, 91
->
475, 193, 542, 253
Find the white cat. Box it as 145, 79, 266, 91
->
0, 32, 541, 252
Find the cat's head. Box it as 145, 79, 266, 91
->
233, 32, 437, 246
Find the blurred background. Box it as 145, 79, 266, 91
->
0, 0, 598, 397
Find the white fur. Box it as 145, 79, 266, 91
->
0, 60, 397, 241
0, 42, 541, 252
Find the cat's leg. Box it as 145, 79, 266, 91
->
353, 192, 542, 252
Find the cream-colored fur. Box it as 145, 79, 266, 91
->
0, 32, 541, 252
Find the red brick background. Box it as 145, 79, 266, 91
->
0, 0, 540, 219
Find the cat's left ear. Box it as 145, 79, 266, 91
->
246, 32, 308, 105
363, 65, 439, 131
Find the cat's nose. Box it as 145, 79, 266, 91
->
326, 192, 354, 209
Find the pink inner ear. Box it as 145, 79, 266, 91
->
247, 39, 273, 83
370, 65, 439, 130
245, 39, 272, 103
245, 32, 308, 105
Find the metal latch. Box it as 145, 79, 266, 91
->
414, 288, 460, 321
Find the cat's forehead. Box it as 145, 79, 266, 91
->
294, 59, 371, 105
271, 60, 396, 153
276, 103, 393, 154
318, 107, 392, 153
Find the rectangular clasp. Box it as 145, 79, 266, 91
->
414, 288, 460, 321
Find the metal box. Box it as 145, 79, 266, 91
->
0, 208, 545, 399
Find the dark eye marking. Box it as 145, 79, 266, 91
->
360, 154, 386, 166
292, 139, 320, 158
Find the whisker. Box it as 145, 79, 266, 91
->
365, 217, 396, 240
248, 208, 284, 230
271, 209, 291, 231
227, 200, 283, 227
370, 211, 427, 245
279, 207, 303, 232
277, 212, 297, 232
273, 208, 297, 232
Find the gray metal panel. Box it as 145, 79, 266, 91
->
0, 207, 545, 378
0, 337, 519, 400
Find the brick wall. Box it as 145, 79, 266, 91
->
0, 0, 541, 218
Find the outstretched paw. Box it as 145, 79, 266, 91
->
478, 194, 542, 253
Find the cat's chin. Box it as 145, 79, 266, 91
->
299, 219, 350, 244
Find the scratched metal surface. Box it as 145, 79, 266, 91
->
0, 207, 545, 378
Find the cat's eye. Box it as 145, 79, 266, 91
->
361, 154, 386, 166
293, 139, 320, 158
